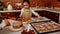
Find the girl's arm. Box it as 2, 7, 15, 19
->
19, 8, 24, 17
31, 9, 42, 18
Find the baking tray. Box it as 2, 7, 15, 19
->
30, 21, 60, 34
32, 17, 51, 22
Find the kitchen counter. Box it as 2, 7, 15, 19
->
0, 7, 60, 14
0, 25, 60, 34
0, 10, 21, 13
0, 24, 37, 34
0, 21, 60, 34
32, 7, 60, 14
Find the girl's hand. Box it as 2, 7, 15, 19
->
19, 15, 22, 18
38, 15, 42, 19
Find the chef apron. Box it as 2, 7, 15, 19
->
22, 9, 32, 22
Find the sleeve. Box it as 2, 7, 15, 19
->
31, 9, 39, 16
20, 8, 24, 15
0, 20, 6, 29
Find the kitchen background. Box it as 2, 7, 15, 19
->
1, 0, 60, 10
0, 0, 60, 23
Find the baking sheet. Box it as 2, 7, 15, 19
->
30, 21, 60, 34
32, 17, 51, 22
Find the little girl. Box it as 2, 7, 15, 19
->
20, 1, 42, 22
